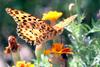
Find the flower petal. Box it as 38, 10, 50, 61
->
42, 11, 63, 24
52, 43, 63, 52
60, 48, 73, 54
44, 49, 51, 55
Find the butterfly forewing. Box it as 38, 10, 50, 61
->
5, 8, 59, 45
6, 8, 36, 25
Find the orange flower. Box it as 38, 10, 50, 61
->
44, 43, 73, 55
42, 11, 63, 25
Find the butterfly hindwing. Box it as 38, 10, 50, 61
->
17, 24, 41, 45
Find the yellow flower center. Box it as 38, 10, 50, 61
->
12, 61, 34, 67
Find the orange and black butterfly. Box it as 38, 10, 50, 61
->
5, 8, 77, 45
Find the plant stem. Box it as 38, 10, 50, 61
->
11, 50, 20, 65
52, 64, 60, 67
35, 43, 46, 61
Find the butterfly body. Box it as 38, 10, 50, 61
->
6, 8, 77, 45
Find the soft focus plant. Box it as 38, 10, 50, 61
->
65, 15, 100, 67
33, 54, 51, 67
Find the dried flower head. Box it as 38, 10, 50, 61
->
4, 36, 20, 54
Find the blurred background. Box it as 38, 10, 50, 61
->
0, 0, 100, 67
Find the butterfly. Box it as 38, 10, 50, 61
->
5, 8, 77, 45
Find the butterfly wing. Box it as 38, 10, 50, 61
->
17, 24, 41, 45
5, 8, 38, 25
5, 8, 57, 45
16, 20, 58, 45
5, 8, 44, 45
53, 14, 77, 31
